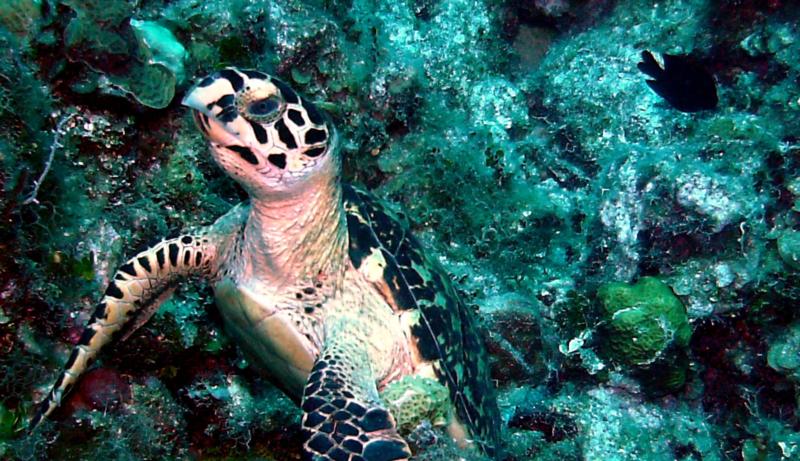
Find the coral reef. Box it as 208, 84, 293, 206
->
0, 0, 798, 459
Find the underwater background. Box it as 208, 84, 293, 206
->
1, 0, 799, 459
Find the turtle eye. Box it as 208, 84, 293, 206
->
244, 96, 283, 122
249, 97, 280, 115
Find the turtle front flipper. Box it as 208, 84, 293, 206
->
301, 324, 411, 461
30, 231, 217, 430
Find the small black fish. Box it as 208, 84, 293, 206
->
637, 50, 718, 113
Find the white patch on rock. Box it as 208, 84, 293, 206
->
676, 173, 742, 232
599, 159, 643, 280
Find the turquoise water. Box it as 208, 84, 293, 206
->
1, 0, 799, 459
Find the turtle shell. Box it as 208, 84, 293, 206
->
342, 184, 501, 456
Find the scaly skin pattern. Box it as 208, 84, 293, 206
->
32, 68, 500, 460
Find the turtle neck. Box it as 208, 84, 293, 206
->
241, 156, 349, 289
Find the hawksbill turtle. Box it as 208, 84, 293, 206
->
31, 68, 501, 460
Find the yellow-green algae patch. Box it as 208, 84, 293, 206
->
380, 375, 450, 435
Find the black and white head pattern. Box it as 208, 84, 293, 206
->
182, 68, 332, 190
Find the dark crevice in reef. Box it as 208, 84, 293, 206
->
500, 0, 618, 37
709, 0, 790, 35
692, 312, 798, 423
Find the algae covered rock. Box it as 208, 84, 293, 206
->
61, 0, 186, 108
0, 402, 24, 459
102, 61, 178, 110
767, 322, 800, 382
482, 294, 548, 385
741, 418, 800, 461
0, 0, 41, 39
130, 19, 187, 83
99, 19, 186, 109
777, 230, 800, 271
0, 402, 23, 440
103, 19, 188, 109
597, 277, 692, 391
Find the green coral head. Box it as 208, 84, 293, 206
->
379, 375, 450, 435
596, 277, 692, 390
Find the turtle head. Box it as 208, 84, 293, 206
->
183, 68, 335, 198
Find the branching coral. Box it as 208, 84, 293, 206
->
21, 112, 75, 206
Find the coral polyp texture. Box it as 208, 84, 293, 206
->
1, 0, 799, 460
597, 277, 691, 393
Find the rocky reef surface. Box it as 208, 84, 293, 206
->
0, 0, 799, 459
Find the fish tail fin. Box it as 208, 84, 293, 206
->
637, 50, 662, 78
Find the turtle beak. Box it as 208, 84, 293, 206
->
182, 91, 206, 113
182, 78, 218, 115
183, 72, 247, 146
182, 69, 243, 118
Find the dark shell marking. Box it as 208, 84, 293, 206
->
342, 184, 501, 455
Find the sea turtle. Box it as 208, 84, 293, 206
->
31, 68, 501, 460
